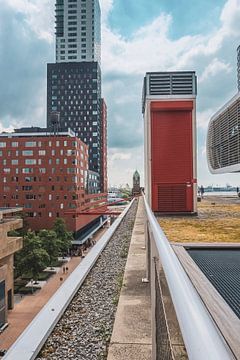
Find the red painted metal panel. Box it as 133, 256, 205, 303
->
151, 101, 193, 111
151, 101, 194, 212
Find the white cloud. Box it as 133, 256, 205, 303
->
3, 0, 54, 42
1, 0, 240, 186
101, 0, 240, 185
109, 151, 132, 161
101, 0, 240, 76
199, 58, 232, 83
197, 109, 215, 130
99, 0, 113, 22
108, 147, 144, 186
0, 118, 21, 133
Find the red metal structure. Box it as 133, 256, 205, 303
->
143, 72, 197, 214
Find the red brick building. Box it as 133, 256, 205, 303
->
0, 128, 106, 237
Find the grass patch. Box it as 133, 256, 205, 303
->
38, 271, 53, 281
158, 198, 240, 243
14, 279, 28, 287
50, 259, 65, 267
18, 287, 39, 295
112, 273, 124, 306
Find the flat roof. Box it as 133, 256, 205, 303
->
0, 207, 23, 215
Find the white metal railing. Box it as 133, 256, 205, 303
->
143, 194, 235, 360
3, 199, 135, 360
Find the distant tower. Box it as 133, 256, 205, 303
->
237, 45, 240, 92
132, 170, 141, 196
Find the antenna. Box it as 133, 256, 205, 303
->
50, 111, 60, 136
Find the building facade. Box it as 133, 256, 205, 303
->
100, 98, 108, 192
0, 129, 106, 237
55, 0, 101, 63
47, 62, 102, 177
0, 208, 22, 327
142, 72, 197, 214
207, 93, 240, 174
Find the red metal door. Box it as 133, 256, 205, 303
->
151, 105, 194, 212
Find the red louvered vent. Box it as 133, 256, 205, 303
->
158, 184, 187, 212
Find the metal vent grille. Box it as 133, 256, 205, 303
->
149, 73, 195, 96
188, 249, 240, 319
207, 96, 240, 171
142, 71, 197, 113
158, 184, 186, 212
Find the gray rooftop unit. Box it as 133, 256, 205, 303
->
142, 71, 197, 113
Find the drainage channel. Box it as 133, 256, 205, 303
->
3, 199, 137, 360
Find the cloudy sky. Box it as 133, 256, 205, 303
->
0, 0, 240, 187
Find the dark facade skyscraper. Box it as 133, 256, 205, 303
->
47, 0, 107, 191
47, 62, 102, 175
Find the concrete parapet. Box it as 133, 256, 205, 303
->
108, 197, 152, 360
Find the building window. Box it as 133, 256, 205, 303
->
39, 150, 46, 156
11, 160, 18, 165
49, 212, 52, 217
11, 142, 18, 147
0, 142, 6, 148
22, 150, 33, 156
22, 168, 33, 174
25, 159, 37, 165
25, 141, 36, 147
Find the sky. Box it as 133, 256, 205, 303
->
0, 0, 240, 187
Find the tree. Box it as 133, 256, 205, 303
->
53, 218, 73, 256
38, 229, 60, 266
16, 232, 50, 281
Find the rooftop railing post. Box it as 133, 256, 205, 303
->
144, 218, 150, 282
150, 228, 158, 360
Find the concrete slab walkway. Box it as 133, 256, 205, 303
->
107, 197, 152, 360
0, 227, 106, 351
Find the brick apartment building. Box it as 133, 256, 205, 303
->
0, 128, 106, 237
0, 208, 22, 327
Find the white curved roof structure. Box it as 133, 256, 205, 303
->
207, 92, 240, 174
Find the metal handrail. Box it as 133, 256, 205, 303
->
143, 194, 234, 360
3, 199, 135, 360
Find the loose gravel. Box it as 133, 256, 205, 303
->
37, 199, 138, 360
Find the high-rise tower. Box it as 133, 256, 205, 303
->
47, 0, 107, 191
55, 0, 101, 63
